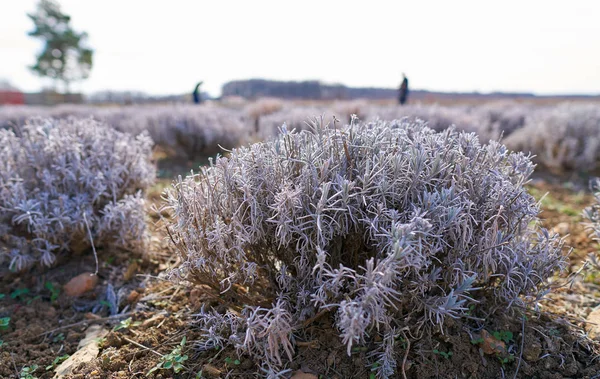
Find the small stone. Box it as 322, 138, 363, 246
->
291, 371, 318, 379
53, 325, 108, 378
480, 330, 506, 355
553, 222, 570, 235
64, 273, 98, 297
586, 308, 600, 339
126, 290, 140, 304
202, 364, 222, 377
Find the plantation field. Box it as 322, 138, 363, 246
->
1, 179, 599, 378
1, 100, 600, 378
2, 98, 600, 173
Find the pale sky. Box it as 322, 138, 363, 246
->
1, 0, 599, 97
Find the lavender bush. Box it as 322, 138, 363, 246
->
364, 102, 531, 142
0, 105, 51, 130
164, 118, 565, 376
365, 103, 476, 132
0, 105, 249, 161
244, 97, 284, 133
332, 99, 369, 124
106, 105, 250, 159
3, 101, 598, 171
0, 118, 155, 271
472, 101, 529, 139
257, 105, 331, 138
504, 103, 600, 171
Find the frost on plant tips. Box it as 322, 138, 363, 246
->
0, 117, 155, 271
164, 117, 566, 376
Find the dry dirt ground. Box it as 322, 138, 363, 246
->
2, 174, 600, 379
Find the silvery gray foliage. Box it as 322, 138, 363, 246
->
105, 105, 249, 159
364, 102, 530, 143
166, 117, 565, 376
472, 101, 529, 140
3, 101, 599, 170
0, 106, 49, 130
332, 100, 369, 124
257, 106, 332, 139
244, 98, 284, 132
504, 103, 600, 171
365, 103, 478, 132
0, 117, 155, 271
0, 105, 249, 160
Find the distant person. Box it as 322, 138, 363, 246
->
399, 74, 409, 105
193, 81, 203, 104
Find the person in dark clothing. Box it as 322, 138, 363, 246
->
193, 81, 203, 104
399, 74, 409, 105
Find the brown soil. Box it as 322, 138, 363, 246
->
0, 230, 165, 378
2, 177, 600, 379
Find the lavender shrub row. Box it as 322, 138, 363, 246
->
1, 101, 598, 171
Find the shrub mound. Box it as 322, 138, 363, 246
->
504, 103, 600, 171
0, 105, 250, 161
109, 105, 249, 159
0, 118, 155, 271
164, 118, 565, 376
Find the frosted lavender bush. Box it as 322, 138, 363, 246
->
164, 118, 565, 376
504, 103, 600, 171
244, 97, 284, 133
332, 100, 369, 124
107, 105, 249, 159
0, 118, 155, 271
257, 106, 331, 138
0, 105, 250, 160
364, 102, 533, 142
0, 105, 51, 130
472, 101, 529, 139
366, 103, 484, 136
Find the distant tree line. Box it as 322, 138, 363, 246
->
221, 79, 554, 101
221, 79, 398, 100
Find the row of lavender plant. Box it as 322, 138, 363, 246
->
0, 100, 599, 170
0, 104, 249, 160
2, 110, 599, 377
259, 100, 600, 172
